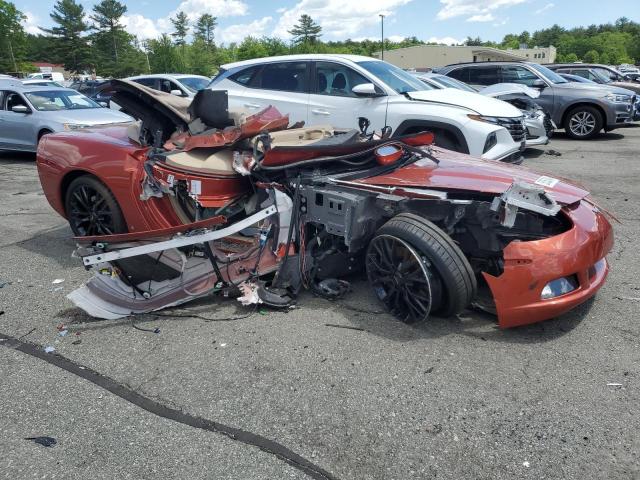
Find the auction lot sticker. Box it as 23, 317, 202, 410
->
534, 176, 559, 188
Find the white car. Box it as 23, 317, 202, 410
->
209, 54, 526, 162
415, 73, 553, 147
126, 74, 211, 98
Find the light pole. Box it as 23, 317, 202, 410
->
379, 14, 385, 60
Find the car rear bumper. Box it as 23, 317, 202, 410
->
483, 200, 614, 328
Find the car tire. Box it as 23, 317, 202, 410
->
64, 175, 127, 236
365, 213, 476, 323
564, 106, 603, 140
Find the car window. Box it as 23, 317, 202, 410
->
25, 90, 100, 111
447, 68, 469, 83
500, 66, 539, 86
159, 79, 181, 93
4, 92, 29, 111
430, 75, 477, 92
467, 66, 500, 86
179, 77, 210, 93
229, 66, 260, 86
314, 62, 369, 97
593, 68, 615, 82
134, 78, 157, 88
250, 62, 308, 93
356, 60, 425, 94
527, 63, 568, 84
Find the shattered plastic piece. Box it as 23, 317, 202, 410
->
523, 461, 530, 468
607, 383, 623, 387
58, 330, 68, 337
44, 346, 55, 353
237, 282, 262, 306
220, 343, 227, 347
0, 281, 10, 288
52, 279, 65, 285
25, 436, 57, 448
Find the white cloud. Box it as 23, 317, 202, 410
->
535, 2, 554, 14
122, 14, 162, 39
22, 11, 45, 35
427, 36, 463, 45
436, 0, 526, 20
218, 16, 273, 43
492, 17, 509, 26
467, 13, 495, 22
272, 0, 413, 40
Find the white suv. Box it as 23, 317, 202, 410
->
210, 54, 526, 162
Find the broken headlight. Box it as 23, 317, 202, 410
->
540, 275, 579, 300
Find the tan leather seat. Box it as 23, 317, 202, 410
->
165, 149, 236, 175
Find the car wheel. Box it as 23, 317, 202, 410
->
564, 106, 603, 140
365, 213, 476, 323
64, 176, 127, 236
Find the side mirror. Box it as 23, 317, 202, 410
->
532, 79, 546, 89
170, 89, 184, 96
11, 105, 29, 113
352, 83, 383, 97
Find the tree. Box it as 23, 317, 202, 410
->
171, 10, 189, 46
91, 0, 126, 62
583, 49, 600, 63
288, 14, 322, 45
0, 0, 26, 72
148, 33, 179, 72
44, 0, 91, 73
194, 13, 217, 49
566, 52, 579, 62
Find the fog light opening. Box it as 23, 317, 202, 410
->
540, 275, 579, 300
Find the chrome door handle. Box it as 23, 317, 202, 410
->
311, 109, 330, 116
244, 103, 261, 109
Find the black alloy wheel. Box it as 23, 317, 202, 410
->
65, 176, 126, 236
366, 234, 433, 323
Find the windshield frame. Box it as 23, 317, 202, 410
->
357, 60, 430, 94
179, 76, 211, 93
527, 63, 568, 84
24, 90, 102, 111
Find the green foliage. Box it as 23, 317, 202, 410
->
0, 0, 26, 72
44, 0, 91, 73
288, 14, 322, 45
583, 49, 600, 63
194, 13, 217, 49
171, 11, 189, 47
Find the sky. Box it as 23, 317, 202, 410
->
17, 0, 640, 46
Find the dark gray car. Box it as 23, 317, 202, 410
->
439, 61, 636, 139
546, 63, 640, 95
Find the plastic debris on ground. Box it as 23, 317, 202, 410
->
58, 330, 68, 337
607, 383, 623, 387
237, 282, 262, 306
51, 279, 65, 285
25, 436, 57, 447
44, 346, 55, 354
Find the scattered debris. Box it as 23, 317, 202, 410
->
51, 286, 64, 292
44, 346, 55, 354
0, 311, 5, 316
220, 343, 227, 347
324, 323, 366, 332
51, 279, 65, 285
58, 330, 68, 337
523, 461, 530, 468
25, 436, 57, 448
72, 339, 82, 345
607, 383, 623, 387
545, 149, 562, 156
615, 295, 640, 301
0, 281, 10, 288
238, 282, 261, 306
56, 323, 65, 331
424, 367, 434, 374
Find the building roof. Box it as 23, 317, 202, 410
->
372, 44, 527, 61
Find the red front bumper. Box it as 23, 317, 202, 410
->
483, 201, 614, 328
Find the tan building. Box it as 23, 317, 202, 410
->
372, 45, 556, 70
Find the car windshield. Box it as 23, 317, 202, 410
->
179, 77, 210, 93
25, 90, 100, 111
430, 75, 478, 92
528, 63, 568, 84
357, 61, 428, 94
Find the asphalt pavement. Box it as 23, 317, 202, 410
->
1, 127, 639, 479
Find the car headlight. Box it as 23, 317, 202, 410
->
540, 275, 579, 300
467, 114, 502, 125
605, 93, 631, 103
63, 123, 90, 131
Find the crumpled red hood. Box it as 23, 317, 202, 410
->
361, 147, 589, 205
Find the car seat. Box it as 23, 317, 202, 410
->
331, 73, 347, 95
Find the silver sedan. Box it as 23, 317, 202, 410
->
0, 81, 133, 152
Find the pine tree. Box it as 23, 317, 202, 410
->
171, 10, 189, 47
288, 14, 322, 45
44, 0, 91, 73
194, 13, 217, 49
90, 0, 126, 62
0, 0, 26, 72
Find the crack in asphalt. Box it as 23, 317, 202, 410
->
0, 333, 338, 480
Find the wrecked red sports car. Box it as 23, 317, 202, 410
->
36, 80, 613, 328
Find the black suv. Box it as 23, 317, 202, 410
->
439, 61, 636, 139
